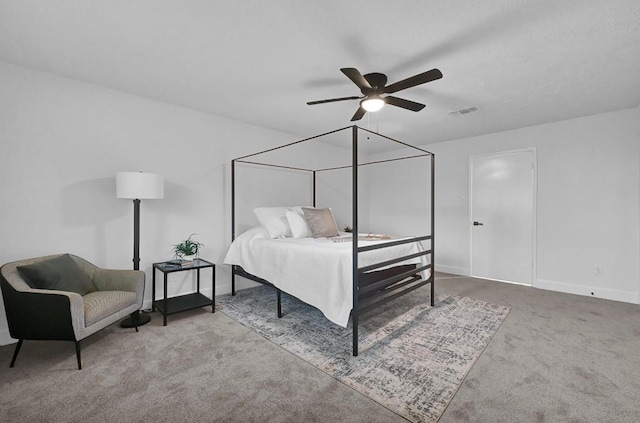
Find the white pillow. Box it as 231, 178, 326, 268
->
286, 209, 312, 238
253, 207, 291, 238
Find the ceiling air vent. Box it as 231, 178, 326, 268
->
449, 106, 479, 116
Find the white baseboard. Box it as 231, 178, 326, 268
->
535, 278, 639, 304
141, 299, 154, 311
0, 328, 17, 346
146, 273, 639, 310
434, 264, 469, 276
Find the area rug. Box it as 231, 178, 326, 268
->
215, 286, 511, 423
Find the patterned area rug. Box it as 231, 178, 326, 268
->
216, 286, 510, 423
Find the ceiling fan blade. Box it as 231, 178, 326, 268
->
384, 96, 426, 112
383, 69, 443, 94
350, 107, 366, 121
307, 96, 361, 105
341, 68, 372, 91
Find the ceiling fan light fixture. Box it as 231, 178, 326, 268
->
361, 96, 385, 112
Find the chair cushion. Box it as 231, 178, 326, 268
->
17, 254, 98, 295
83, 291, 137, 327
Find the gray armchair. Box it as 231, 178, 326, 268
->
0, 253, 145, 369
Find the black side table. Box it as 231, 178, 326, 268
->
152, 258, 215, 326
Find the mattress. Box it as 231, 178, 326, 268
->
223, 226, 430, 327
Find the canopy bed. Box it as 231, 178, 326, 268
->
224, 125, 435, 356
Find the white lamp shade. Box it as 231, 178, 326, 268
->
116, 172, 164, 199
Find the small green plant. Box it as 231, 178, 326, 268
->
171, 233, 204, 259
343, 224, 352, 233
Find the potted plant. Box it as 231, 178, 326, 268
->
171, 233, 204, 262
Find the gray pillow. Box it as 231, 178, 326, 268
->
302, 207, 340, 238
17, 254, 97, 296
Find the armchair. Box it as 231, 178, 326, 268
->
0, 253, 145, 369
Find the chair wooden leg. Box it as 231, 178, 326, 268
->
9, 339, 23, 368
75, 341, 82, 370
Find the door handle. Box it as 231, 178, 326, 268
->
473, 221, 484, 226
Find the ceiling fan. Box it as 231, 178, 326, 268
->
307, 67, 443, 121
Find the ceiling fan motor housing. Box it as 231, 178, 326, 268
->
362, 72, 388, 94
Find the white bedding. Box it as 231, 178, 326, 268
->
223, 227, 430, 327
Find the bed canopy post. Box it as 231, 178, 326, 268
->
312, 171, 317, 207
231, 159, 236, 296
351, 125, 360, 357
430, 153, 435, 300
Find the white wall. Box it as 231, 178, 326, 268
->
2, 60, 638, 345
368, 155, 433, 239
0, 61, 308, 345
419, 108, 640, 303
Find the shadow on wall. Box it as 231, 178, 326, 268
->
61, 175, 202, 262
61, 177, 125, 264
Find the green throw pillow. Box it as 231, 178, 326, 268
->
17, 254, 97, 296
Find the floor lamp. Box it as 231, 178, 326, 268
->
116, 171, 164, 328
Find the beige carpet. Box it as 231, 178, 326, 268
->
5, 274, 636, 421
1, 307, 413, 423
0, 283, 509, 423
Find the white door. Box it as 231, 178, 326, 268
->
471, 150, 535, 285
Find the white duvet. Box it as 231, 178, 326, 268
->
223, 227, 430, 327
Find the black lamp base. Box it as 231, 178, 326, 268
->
120, 311, 151, 328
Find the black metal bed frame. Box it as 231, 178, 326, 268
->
230, 125, 435, 356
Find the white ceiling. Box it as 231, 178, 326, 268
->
1, 0, 639, 146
